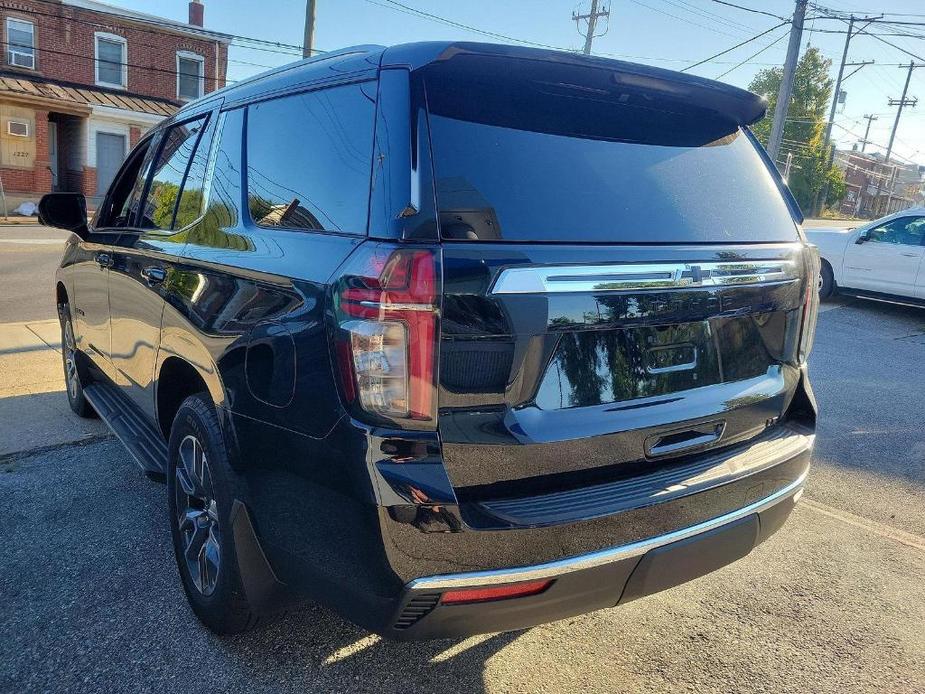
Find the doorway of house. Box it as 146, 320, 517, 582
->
48, 113, 87, 195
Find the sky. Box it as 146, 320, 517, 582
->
118, 0, 925, 165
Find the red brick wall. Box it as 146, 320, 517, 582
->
82, 166, 97, 197
32, 107, 52, 193
0, 166, 36, 192
0, 0, 227, 103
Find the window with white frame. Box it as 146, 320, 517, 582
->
6, 18, 35, 69
95, 32, 127, 88
177, 52, 204, 101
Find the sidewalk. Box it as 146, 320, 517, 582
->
0, 319, 109, 458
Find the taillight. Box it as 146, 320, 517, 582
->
440, 579, 553, 605
799, 245, 820, 364
333, 244, 440, 425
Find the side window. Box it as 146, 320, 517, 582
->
139, 116, 208, 231
177, 51, 205, 101
118, 143, 158, 227
6, 18, 35, 69
867, 216, 925, 246
182, 108, 251, 251
95, 137, 154, 229
245, 82, 375, 234
95, 32, 127, 89
172, 116, 214, 230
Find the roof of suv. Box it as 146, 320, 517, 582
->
183, 41, 768, 126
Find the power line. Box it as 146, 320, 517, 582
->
660, 0, 759, 33
855, 25, 925, 63
831, 122, 917, 163
809, 27, 925, 38
363, 0, 568, 51
715, 29, 790, 79
363, 0, 793, 68
630, 0, 746, 40
29, 0, 316, 57
808, 3, 925, 60
227, 57, 277, 70
711, 0, 789, 22
681, 21, 791, 72
0, 41, 239, 87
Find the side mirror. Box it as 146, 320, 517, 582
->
38, 193, 89, 238
855, 231, 868, 245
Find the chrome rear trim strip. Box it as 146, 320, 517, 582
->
490, 260, 799, 294
406, 469, 807, 591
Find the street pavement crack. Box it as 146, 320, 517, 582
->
0, 432, 115, 465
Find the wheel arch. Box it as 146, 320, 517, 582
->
55, 281, 68, 307
820, 256, 837, 291
156, 354, 226, 440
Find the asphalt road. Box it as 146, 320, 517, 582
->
1, 227, 924, 693
0, 225, 71, 322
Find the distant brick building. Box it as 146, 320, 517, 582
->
836, 150, 925, 219
0, 0, 228, 209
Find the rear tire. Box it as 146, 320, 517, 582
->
167, 393, 260, 634
59, 304, 96, 418
819, 261, 835, 299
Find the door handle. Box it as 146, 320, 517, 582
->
95, 252, 113, 268
900, 252, 919, 257
645, 421, 726, 458
141, 266, 166, 285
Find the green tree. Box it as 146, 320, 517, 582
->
748, 47, 846, 212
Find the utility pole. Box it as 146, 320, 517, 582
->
809, 13, 878, 215
885, 62, 919, 163
871, 64, 917, 218
767, 0, 807, 164
573, 0, 610, 55
860, 113, 878, 152
821, 16, 879, 152
302, 0, 316, 59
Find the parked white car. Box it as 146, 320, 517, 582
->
804, 207, 925, 303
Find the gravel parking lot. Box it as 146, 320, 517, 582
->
1, 236, 924, 692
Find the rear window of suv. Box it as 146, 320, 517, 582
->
424, 57, 799, 244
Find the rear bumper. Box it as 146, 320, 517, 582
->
384, 469, 806, 640
234, 370, 816, 640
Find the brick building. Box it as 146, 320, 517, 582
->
0, 0, 228, 210
836, 150, 925, 219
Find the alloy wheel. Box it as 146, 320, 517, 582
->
175, 434, 221, 596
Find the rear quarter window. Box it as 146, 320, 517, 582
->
245, 82, 376, 235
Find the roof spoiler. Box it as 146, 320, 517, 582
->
382, 41, 768, 126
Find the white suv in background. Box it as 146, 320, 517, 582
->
805, 208, 925, 304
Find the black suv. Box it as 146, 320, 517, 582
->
40, 42, 819, 640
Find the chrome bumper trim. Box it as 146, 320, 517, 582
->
407, 469, 808, 591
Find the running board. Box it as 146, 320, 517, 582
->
83, 383, 168, 475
